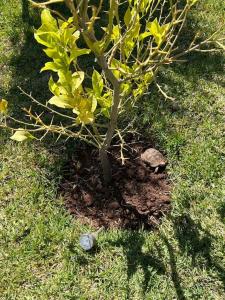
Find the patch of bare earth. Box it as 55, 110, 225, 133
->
60, 141, 171, 229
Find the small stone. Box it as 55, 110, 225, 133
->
140, 148, 167, 168
79, 233, 96, 250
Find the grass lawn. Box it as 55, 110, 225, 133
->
0, 0, 225, 299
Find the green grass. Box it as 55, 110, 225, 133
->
0, 0, 225, 299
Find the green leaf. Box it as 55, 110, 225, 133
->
144, 71, 154, 83
147, 18, 170, 46
76, 111, 94, 125
91, 97, 98, 112
10, 129, 35, 142
59, 16, 74, 30
48, 95, 75, 108
72, 98, 95, 124
112, 25, 120, 41
132, 21, 140, 38
34, 29, 59, 48
101, 107, 110, 118
70, 47, 91, 63
34, 10, 59, 48
92, 70, 104, 97
147, 18, 161, 45
124, 7, 132, 27
0, 99, 8, 114
43, 48, 60, 59
139, 31, 152, 41
71, 71, 85, 92
97, 92, 112, 109
48, 77, 60, 96
124, 38, 135, 58
111, 59, 133, 76
41, 61, 63, 73
58, 71, 71, 84
61, 27, 76, 46
41, 9, 58, 32
121, 83, 131, 96
140, 0, 153, 11
56, 71, 73, 94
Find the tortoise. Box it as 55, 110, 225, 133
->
140, 148, 167, 172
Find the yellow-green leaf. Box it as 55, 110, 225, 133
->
111, 58, 133, 76
41, 9, 58, 32
139, 31, 152, 41
97, 92, 112, 109
48, 77, 60, 96
92, 70, 104, 97
0, 99, 8, 114
34, 30, 59, 48
112, 25, 120, 41
71, 71, 85, 92
72, 98, 95, 124
76, 111, 94, 125
70, 47, 91, 63
41, 61, 63, 73
10, 129, 35, 142
140, 0, 153, 11
121, 83, 131, 96
144, 71, 154, 83
91, 97, 98, 112
101, 107, 110, 118
147, 18, 170, 46
44, 48, 60, 59
124, 7, 132, 27
48, 95, 75, 108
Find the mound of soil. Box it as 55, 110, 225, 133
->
60, 141, 171, 229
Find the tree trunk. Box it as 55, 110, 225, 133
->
99, 147, 112, 184
99, 81, 121, 184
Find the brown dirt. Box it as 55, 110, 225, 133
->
60, 141, 171, 229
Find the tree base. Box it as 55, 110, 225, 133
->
60, 141, 171, 229
99, 148, 112, 185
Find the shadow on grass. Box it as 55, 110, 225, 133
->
156, 50, 225, 107
174, 214, 225, 290
217, 202, 225, 224
161, 235, 186, 300
108, 231, 167, 298
109, 231, 187, 299
108, 213, 225, 298
5, 0, 50, 117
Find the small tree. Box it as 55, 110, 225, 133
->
0, 0, 224, 183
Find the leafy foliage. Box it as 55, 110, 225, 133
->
0, 0, 223, 181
